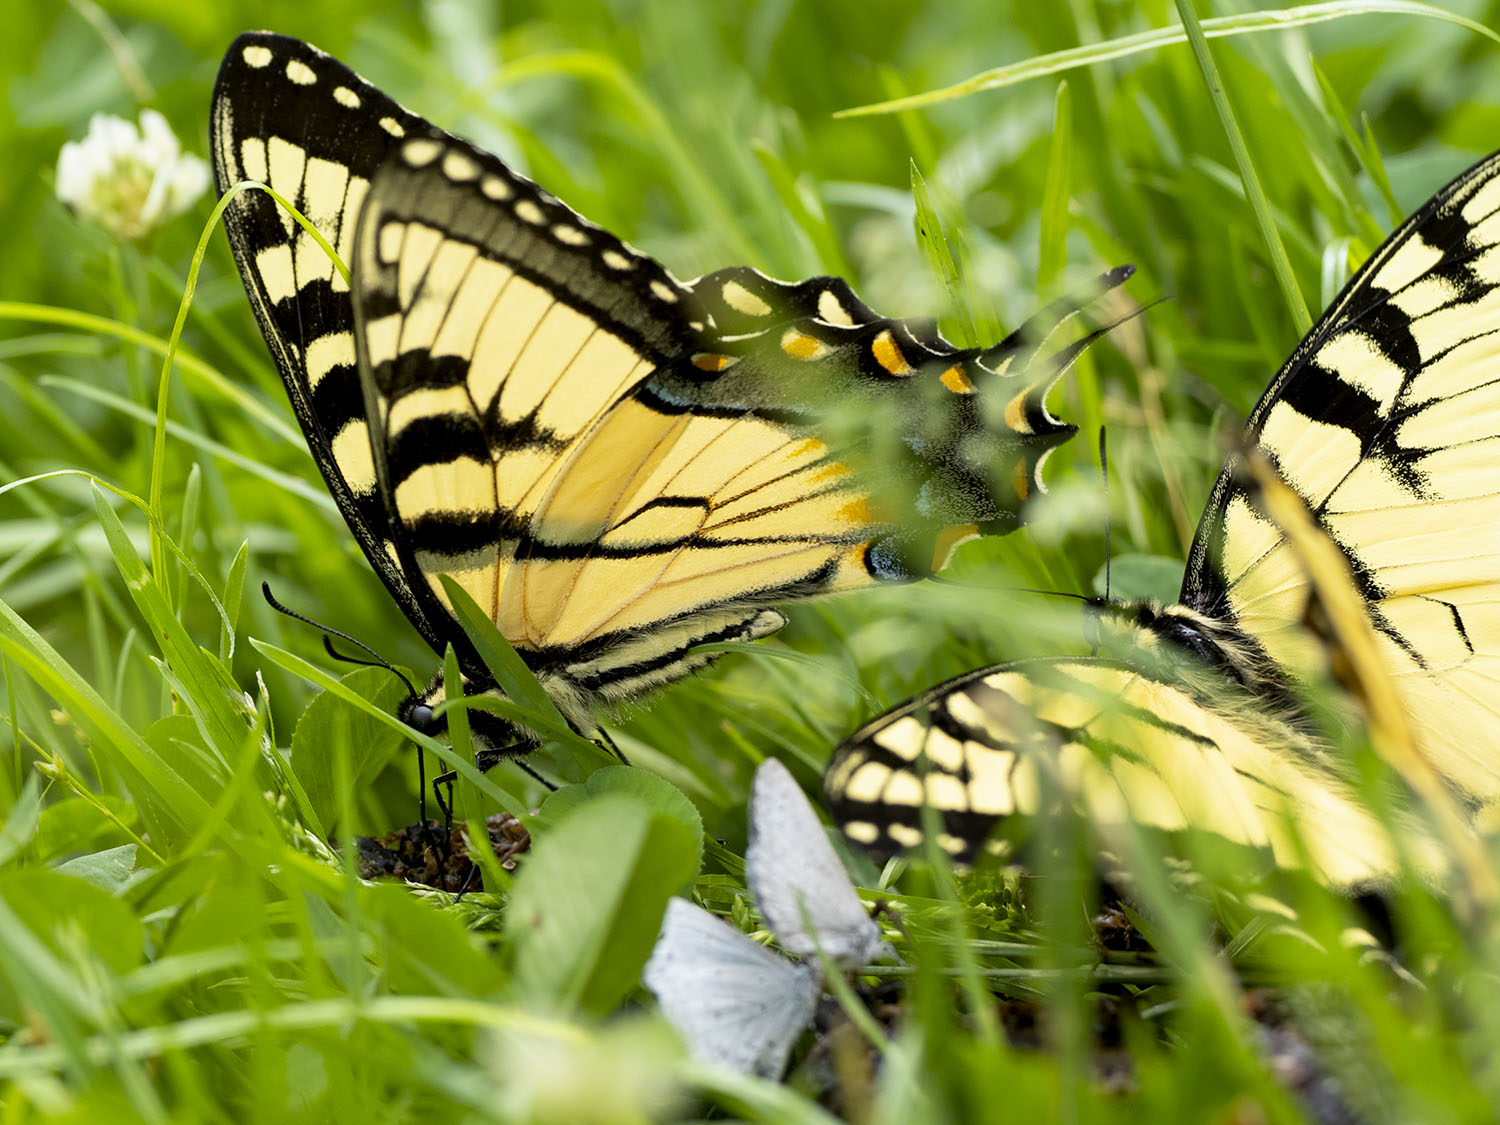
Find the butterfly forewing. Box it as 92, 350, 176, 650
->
212, 32, 446, 647
1183, 150, 1500, 804
350, 132, 703, 672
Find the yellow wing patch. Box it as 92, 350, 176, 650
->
826, 656, 1441, 887
1185, 148, 1500, 812
512, 403, 881, 648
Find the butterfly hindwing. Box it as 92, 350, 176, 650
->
686, 267, 884, 335
824, 656, 1423, 887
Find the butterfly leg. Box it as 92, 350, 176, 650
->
432, 773, 458, 838
414, 745, 451, 857
595, 727, 631, 766
431, 744, 559, 831
453, 861, 480, 902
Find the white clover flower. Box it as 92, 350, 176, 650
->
56, 108, 210, 242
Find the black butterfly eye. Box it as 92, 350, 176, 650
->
406, 703, 437, 733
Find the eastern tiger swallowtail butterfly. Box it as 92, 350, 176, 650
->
825, 144, 1500, 888
211, 31, 1127, 768
644, 758, 885, 1076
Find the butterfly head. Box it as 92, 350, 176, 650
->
1104, 600, 1288, 704
398, 669, 538, 773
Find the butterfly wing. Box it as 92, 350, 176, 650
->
823, 656, 1434, 887
218, 33, 1117, 745
746, 758, 884, 969
351, 130, 1092, 718
211, 31, 448, 648
1181, 148, 1500, 805
642, 897, 819, 1078
827, 151, 1500, 878
349, 129, 709, 689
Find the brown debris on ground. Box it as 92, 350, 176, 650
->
352, 813, 531, 892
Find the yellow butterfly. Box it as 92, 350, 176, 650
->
827, 147, 1500, 888
213, 32, 1125, 767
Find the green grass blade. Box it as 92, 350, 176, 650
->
910, 163, 979, 348
1174, 0, 1310, 334
836, 2, 1500, 117
1038, 81, 1073, 298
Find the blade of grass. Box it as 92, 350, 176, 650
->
0, 594, 211, 838
910, 163, 978, 348
751, 140, 853, 279
1311, 62, 1403, 231
1037, 81, 1073, 298
0, 304, 301, 447
1174, 0, 1311, 333
836, 2, 1500, 117
43, 376, 336, 511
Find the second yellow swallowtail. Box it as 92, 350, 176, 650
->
826, 145, 1500, 887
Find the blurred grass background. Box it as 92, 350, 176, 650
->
3, 0, 1500, 1121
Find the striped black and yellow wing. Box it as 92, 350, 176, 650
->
823, 655, 1438, 887
351, 131, 1101, 728
1181, 149, 1500, 807
827, 146, 1500, 878
213, 32, 1112, 759
212, 32, 444, 649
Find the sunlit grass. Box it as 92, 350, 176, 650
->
2, 2, 1500, 1121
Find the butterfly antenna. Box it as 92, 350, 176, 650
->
262, 582, 421, 696
1008, 586, 1095, 603
929, 573, 1084, 599
262, 582, 439, 845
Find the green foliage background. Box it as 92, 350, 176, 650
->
3, 1, 1500, 1122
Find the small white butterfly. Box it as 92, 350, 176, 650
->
642, 898, 819, 1079
746, 757, 888, 969
642, 758, 889, 1077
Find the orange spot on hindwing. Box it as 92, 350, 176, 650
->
931, 523, 980, 571
838, 494, 876, 527
781, 329, 827, 360
871, 330, 912, 376
940, 365, 974, 394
